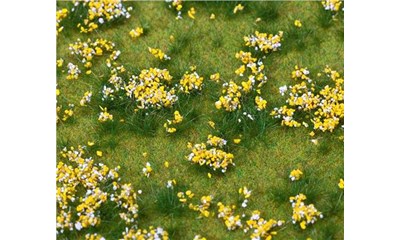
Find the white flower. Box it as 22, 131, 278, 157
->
98, 18, 104, 24
74, 222, 82, 231
279, 85, 288, 95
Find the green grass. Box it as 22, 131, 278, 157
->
57, 1, 344, 239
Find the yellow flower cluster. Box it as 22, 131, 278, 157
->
216, 202, 242, 230
164, 111, 183, 133
125, 68, 178, 110
193, 235, 207, 240
85, 233, 105, 240
186, 135, 234, 173
289, 194, 323, 230
80, 91, 93, 106
57, 103, 75, 123
271, 65, 344, 134
72, 0, 132, 33
68, 38, 117, 73
215, 81, 242, 112
177, 190, 195, 204
244, 210, 284, 240
244, 31, 284, 54
66, 62, 81, 80
188, 195, 213, 218
129, 27, 144, 39
56, 8, 68, 36
188, 7, 196, 19
142, 162, 153, 177
165, 0, 183, 19
321, 0, 342, 12
294, 19, 302, 28
215, 39, 276, 113
289, 169, 303, 181
233, 4, 244, 14
148, 47, 171, 61
255, 96, 267, 111
238, 186, 252, 208
338, 178, 344, 189
121, 226, 169, 240
210, 73, 220, 83
179, 67, 204, 94
98, 106, 113, 122
56, 145, 139, 235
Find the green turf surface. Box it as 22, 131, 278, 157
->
57, 1, 344, 239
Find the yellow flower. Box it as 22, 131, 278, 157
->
56, 58, 64, 67
142, 152, 148, 158
233, 4, 244, 14
338, 178, 344, 189
309, 131, 315, 137
289, 169, 303, 181
210, 13, 215, 20
164, 161, 169, 168
300, 221, 307, 229
233, 139, 241, 144
87, 141, 95, 146
255, 18, 262, 23
96, 151, 103, 157
294, 19, 302, 28
56, 89, 60, 96
208, 173, 212, 178
188, 7, 196, 19
208, 121, 216, 129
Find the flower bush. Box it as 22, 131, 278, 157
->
165, 0, 183, 20
121, 226, 169, 240
125, 68, 178, 110
178, 66, 204, 94
56, 145, 139, 235
271, 65, 344, 135
244, 210, 284, 240
216, 202, 243, 230
129, 27, 144, 39
186, 135, 234, 173
243, 31, 284, 54
72, 0, 132, 33
289, 194, 323, 229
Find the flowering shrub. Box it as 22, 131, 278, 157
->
121, 226, 169, 240
164, 111, 183, 133
56, 145, 139, 235
216, 202, 242, 230
186, 135, 234, 173
271, 65, 344, 135
244, 31, 284, 54
289, 194, 323, 229
68, 38, 118, 73
289, 169, 303, 181
321, 0, 342, 13
125, 68, 178, 110
244, 210, 284, 240
72, 0, 132, 33
148, 47, 171, 61
179, 66, 204, 94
